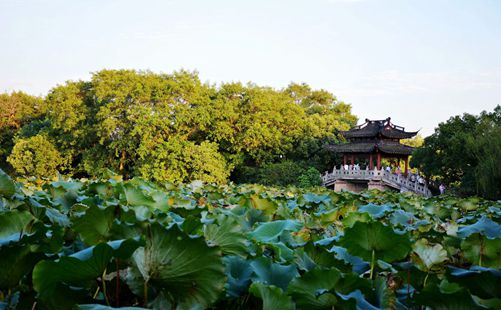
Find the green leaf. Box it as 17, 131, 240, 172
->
448, 266, 501, 299
457, 216, 501, 239
249, 282, 295, 310
461, 233, 501, 268
33, 243, 114, 309
0, 244, 45, 289
412, 238, 448, 272
250, 257, 299, 291
358, 203, 393, 219
126, 223, 225, 309
249, 220, 303, 243
338, 221, 411, 263
72, 205, 115, 245
0, 169, 15, 198
303, 193, 330, 204
33, 239, 141, 309
78, 305, 147, 310
204, 215, 248, 256
414, 283, 482, 310
223, 255, 253, 298
288, 267, 341, 309
0, 211, 33, 240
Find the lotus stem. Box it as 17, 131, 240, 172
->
102, 268, 110, 306
370, 249, 375, 279
423, 272, 429, 288
144, 279, 149, 307
93, 286, 100, 299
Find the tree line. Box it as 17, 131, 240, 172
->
0, 69, 357, 186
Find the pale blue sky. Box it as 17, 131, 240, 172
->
1, 0, 500, 135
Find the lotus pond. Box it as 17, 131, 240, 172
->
0, 170, 500, 309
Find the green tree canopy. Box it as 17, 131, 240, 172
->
1, 69, 357, 185
7, 134, 65, 177
411, 105, 501, 199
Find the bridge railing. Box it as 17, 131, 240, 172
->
322, 168, 432, 197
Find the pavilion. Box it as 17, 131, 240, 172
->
322, 118, 430, 196
326, 117, 417, 174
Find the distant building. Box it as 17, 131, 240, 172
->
323, 118, 431, 196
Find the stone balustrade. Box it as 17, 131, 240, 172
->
322, 167, 432, 197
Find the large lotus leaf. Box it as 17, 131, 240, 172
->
303, 193, 330, 205
248, 220, 303, 243
294, 248, 318, 271
448, 266, 501, 299
341, 212, 371, 228
412, 239, 448, 272
0, 169, 16, 198
249, 282, 294, 310
0, 211, 33, 239
461, 233, 501, 268
336, 290, 378, 310
250, 257, 299, 291
302, 242, 343, 269
33, 239, 141, 309
266, 241, 296, 263
328, 246, 370, 274
122, 182, 169, 210
126, 223, 224, 310
223, 255, 253, 298
390, 210, 416, 227
287, 267, 341, 309
33, 243, 115, 309
457, 216, 501, 239
338, 221, 411, 262
414, 283, 482, 310
358, 203, 393, 219
248, 195, 278, 216
204, 215, 248, 256
72, 205, 117, 245
78, 305, 147, 310
0, 243, 46, 289
313, 208, 344, 225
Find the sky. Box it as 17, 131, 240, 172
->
1, 0, 500, 136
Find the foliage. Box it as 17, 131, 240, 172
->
0, 71, 356, 184
412, 105, 501, 199
0, 170, 500, 309
7, 134, 65, 177
0, 92, 45, 172
298, 167, 322, 188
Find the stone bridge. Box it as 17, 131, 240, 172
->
322, 168, 432, 197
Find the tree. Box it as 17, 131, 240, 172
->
411, 106, 501, 199
7, 135, 64, 177
0, 92, 45, 172
136, 138, 230, 184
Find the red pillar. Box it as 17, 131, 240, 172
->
343, 155, 346, 165
377, 153, 381, 170
369, 154, 373, 169
351, 155, 355, 165
404, 157, 409, 175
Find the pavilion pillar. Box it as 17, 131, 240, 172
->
369, 154, 373, 169
377, 153, 381, 170
404, 157, 409, 175
343, 155, 346, 166
351, 155, 355, 165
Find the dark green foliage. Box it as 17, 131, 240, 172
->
1, 171, 501, 309
412, 105, 501, 199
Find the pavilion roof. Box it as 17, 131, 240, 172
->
326, 140, 414, 156
341, 117, 418, 139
